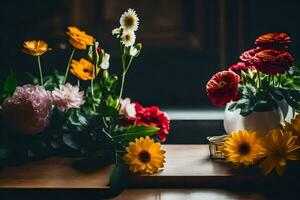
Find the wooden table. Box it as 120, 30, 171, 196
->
0, 145, 298, 199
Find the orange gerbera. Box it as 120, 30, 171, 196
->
23, 40, 49, 56
70, 58, 100, 80
66, 26, 95, 50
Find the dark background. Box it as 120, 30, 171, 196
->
1, 0, 300, 109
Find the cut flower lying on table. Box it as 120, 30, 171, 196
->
0, 8, 170, 190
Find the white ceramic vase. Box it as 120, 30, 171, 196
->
223, 102, 285, 136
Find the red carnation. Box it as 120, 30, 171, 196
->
255, 33, 292, 48
206, 71, 240, 107
228, 62, 255, 72
122, 102, 170, 142
252, 49, 294, 75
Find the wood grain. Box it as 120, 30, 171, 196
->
0, 145, 288, 189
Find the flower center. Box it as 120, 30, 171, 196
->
125, 34, 130, 41
218, 81, 227, 88
125, 17, 134, 27
138, 150, 151, 163
238, 142, 251, 155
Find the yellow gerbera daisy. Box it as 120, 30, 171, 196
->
70, 58, 100, 80
283, 114, 300, 144
260, 128, 300, 176
66, 26, 95, 50
23, 40, 49, 56
222, 130, 265, 166
123, 136, 165, 174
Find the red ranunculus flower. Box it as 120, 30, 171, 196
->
122, 102, 170, 142
206, 71, 240, 107
252, 49, 294, 75
240, 47, 265, 64
255, 33, 292, 48
228, 62, 255, 72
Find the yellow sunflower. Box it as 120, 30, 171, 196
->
23, 40, 49, 56
66, 26, 95, 50
260, 128, 300, 176
222, 130, 265, 166
70, 58, 100, 80
123, 136, 166, 174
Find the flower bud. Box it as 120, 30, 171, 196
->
103, 69, 109, 79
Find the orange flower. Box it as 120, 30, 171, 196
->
70, 58, 100, 80
255, 33, 292, 48
66, 26, 95, 49
23, 40, 49, 56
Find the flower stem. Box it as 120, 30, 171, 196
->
118, 72, 126, 100
63, 48, 76, 84
125, 56, 133, 74
37, 56, 44, 85
257, 72, 261, 88
91, 67, 96, 111
77, 79, 80, 87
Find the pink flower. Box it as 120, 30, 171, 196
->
228, 62, 255, 72
119, 98, 136, 118
52, 83, 85, 112
240, 47, 265, 64
2, 84, 52, 135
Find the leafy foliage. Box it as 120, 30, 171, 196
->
229, 67, 300, 116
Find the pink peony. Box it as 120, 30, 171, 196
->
52, 83, 85, 112
119, 98, 136, 118
2, 84, 52, 135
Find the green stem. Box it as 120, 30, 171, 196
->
77, 79, 80, 87
118, 72, 126, 100
37, 56, 43, 85
63, 48, 76, 84
257, 72, 261, 89
125, 56, 133, 74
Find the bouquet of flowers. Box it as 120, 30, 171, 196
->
206, 33, 300, 116
206, 33, 300, 176
0, 8, 170, 188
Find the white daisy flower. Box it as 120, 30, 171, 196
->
129, 46, 138, 56
120, 8, 139, 31
112, 27, 122, 38
121, 30, 136, 47
100, 53, 110, 70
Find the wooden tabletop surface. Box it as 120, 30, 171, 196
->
0, 144, 294, 189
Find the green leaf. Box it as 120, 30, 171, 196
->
62, 133, 80, 150
113, 125, 159, 142
227, 102, 237, 111
97, 105, 119, 117
4, 71, 17, 96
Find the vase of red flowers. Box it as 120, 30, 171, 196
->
206, 32, 300, 135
